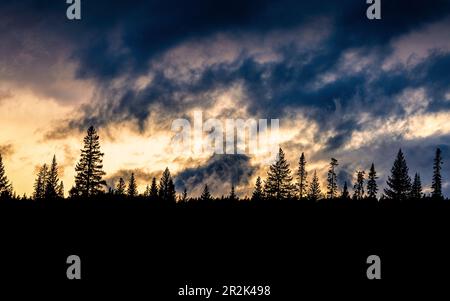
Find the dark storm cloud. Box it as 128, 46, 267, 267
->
175, 154, 256, 196
105, 168, 159, 189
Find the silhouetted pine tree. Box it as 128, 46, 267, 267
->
158, 168, 176, 203
57, 181, 64, 198
74, 126, 106, 196
45, 155, 60, 199
384, 149, 411, 201
432, 148, 443, 199
264, 148, 294, 199
116, 178, 126, 195
308, 171, 322, 201
143, 185, 151, 197
297, 152, 308, 200
353, 170, 365, 200
127, 173, 138, 197
200, 184, 212, 202
326, 158, 339, 199
150, 177, 158, 198
229, 184, 237, 201
33, 164, 48, 200
252, 176, 263, 201
0, 154, 11, 198
180, 188, 188, 202
341, 181, 350, 199
367, 163, 378, 200
411, 173, 423, 199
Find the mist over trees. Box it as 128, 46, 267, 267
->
0, 126, 448, 204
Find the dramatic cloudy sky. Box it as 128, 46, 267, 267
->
1, 0, 450, 197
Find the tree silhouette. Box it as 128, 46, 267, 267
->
0, 154, 11, 198
353, 170, 365, 200
384, 149, 411, 201
116, 178, 126, 195
200, 184, 212, 202
326, 158, 339, 199
33, 164, 48, 200
251, 176, 263, 201
431, 148, 443, 199
308, 171, 321, 201
229, 184, 237, 201
158, 168, 176, 203
44, 155, 60, 199
180, 188, 188, 202
341, 181, 350, 199
297, 152, 308, 200
143, 185, 151, 197
74, 126, 106, 197
57, 181, 64, 198
127, 173, 138, 197
264, 148, 294, 199
150, 177, 158, 199
411, 173, 423, 199
367, 163, 378, 200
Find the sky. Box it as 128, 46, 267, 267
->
1, 0, 450, 197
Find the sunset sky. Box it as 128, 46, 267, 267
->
1, 0, 450, 197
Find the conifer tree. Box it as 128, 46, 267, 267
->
143, 185, 151, 197
0, 154, 11, 197
308, 171, 322, 201
127, 173, 138, 197
353, 170, 365, 200
326, 158, 339, 199
384, 149, 411, 201
180, 188, 188, 202
33, 164, 48, 200
367, 163, 378, 200
264, 148, 294, 199
341, 181, 350, 199
229, 184, 237, 201
150, 177, 159, 198
411, 173, 423, 199
297, 152, 308, 200
200, 184, 212, 202
116, 178, 126, 195
45, 155, 60, 199
74, 126, 106, 196
432, 148, 443, 199
158, 168, 176, 203
251, 176, 263, 201
57, 181, 64, 198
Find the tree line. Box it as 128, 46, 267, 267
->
0, 126, 447, 203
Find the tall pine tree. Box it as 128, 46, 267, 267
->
45, 155, 60, 199
33, 164, 48, 200
264, 148, 294, 199
297, 152, 308, 200
57, 181, 65, 198
367, 163, 378, 200
158, 168, 176, 203
384, 149, 411, 201
127, 173, 138, 197
150, 177, 159, 199
200, 184, 212, 202
0, 154, 11, 198
308, 171, 322, 201
116, 178, 126, 195
74, 126, 106, 197
353, 170, 365, 200
341, 181, 350, 199
431, 148, 443, 199
252, 176, 263, 201
326, 158, 339, 199
411, 173, 423, 199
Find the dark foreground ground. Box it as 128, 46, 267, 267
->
0, 197, 449, 297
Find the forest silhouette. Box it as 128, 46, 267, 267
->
0, 125, 448, 209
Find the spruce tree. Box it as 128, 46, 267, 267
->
341, 181, 350, 199
264, 148, 294, 199
229, 184, 237, 201
367, 163, 378, 200
74, 126, 106, 197
45, 155, 60, 199
384, 149, 411, 201
33, 164, 48, 200
127, 173, 138, 197
150, 177, 158, 198
0, 154, 11, 197
353, 170, 365, 200
158, 168, 176, 203
326, 158, 339, 199
200, 184, 212, 202
116, 177, 126, 195
308, 171, 322, 201
252, 176, 263, 201
144, 185, 151, 197
180, 188, 188, 202
432, 148, 443, 199
297, 152, 308, 200
411, 173, 423, 199
57, 181, 65, 198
